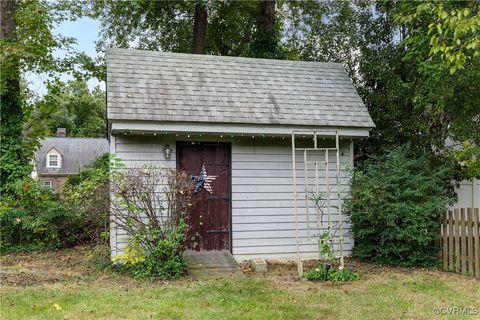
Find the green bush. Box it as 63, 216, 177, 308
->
0, 179, 83, 253
110, 167, 193, 280
62, 153, 111, 245
304, 263, 359, 282
347, 144, 454, 267
113, 219, 188, 280
0, 154, 112, 253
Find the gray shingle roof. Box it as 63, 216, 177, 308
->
106, 48, 374, 128
35, 137, 109, 175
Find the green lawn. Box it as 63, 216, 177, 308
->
1, 248, 479, 319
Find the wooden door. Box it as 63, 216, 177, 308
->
177, 142, 231, 251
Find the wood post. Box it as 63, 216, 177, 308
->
455, 209, 461, 272
460, 208, 467, 274
474, 208, 480, 277
448, 210, 454, 269
467, 208, 474, 274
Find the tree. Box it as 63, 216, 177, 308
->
72, 0, 478, 178
29, 79, 106, 138
0, 0, 81, 194
249, 0, 284, 59
85, 0, 272, 57
1, 0, 24, 193
396, 0, 480, 178
192, 1, 207, 54
282, 1, 478, 178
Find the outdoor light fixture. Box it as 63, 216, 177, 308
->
163, 144, 171, 160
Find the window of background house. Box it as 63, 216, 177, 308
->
43, 181, 53, 189
47, 154, 60, 167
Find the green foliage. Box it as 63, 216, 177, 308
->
347, 144, 454, 267
394, 1, 480, 177
113, 219, 188, 280
283, 1, 478, 178
85, 0, 258, 57
64, 152, 110, 187
304, 263, 359, 282
452, 142, 480, 178
110, 167, 193, 280
0, 154, 114, 253
317, 232, 335, 261
0, 179, 83, 253
29, 79, 106, 138
62, 153, 111, 245
397, 1, 480, 75
0, 0, 87, 195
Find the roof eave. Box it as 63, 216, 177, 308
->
109, 120, 373, 139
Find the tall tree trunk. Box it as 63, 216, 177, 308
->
192, 2, 207, 54
1, 0, 26, 193
250, 0, 282, 59
1, 0, 19, 96
1, 0, 16, 37
256, 0, 275, 33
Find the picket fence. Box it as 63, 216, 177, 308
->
440, 208, 480, 277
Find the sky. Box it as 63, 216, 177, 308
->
27, 17, 103, 96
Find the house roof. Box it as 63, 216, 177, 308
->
35, 137, 109, 175
106, 49, 375, 129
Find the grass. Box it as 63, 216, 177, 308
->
1, 247, 479, 319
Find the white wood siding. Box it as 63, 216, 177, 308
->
231, 138, 353, 260
111, 134, 354, 261
110, 135, 176, 256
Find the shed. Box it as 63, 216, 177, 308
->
107, 48, 375, 261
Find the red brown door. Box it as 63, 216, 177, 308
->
177, 142, 231, 251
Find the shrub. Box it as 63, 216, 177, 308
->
114, 219, 188, 280
347, 144, 454, 267
62, 153, 112, 245
0, 154, 114, 253
0, 179, 83, 253
110, 166, 193, 280
304, 263, 359, 282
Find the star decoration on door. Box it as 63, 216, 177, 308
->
192, 164, 218, 194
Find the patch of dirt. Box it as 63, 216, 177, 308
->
239, 257, 478, 291
0, 246, 93, 286
2, 247, 477, 289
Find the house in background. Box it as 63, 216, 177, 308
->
107, 49, 375, 261
33, 128, 109, 192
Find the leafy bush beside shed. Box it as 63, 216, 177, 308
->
347, 144, 454, 267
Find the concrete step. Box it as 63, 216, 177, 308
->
183, 250, 245, 280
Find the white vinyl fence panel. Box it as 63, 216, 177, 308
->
452, 178, 479, 209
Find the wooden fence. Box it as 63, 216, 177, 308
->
440, 208, 480, 277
